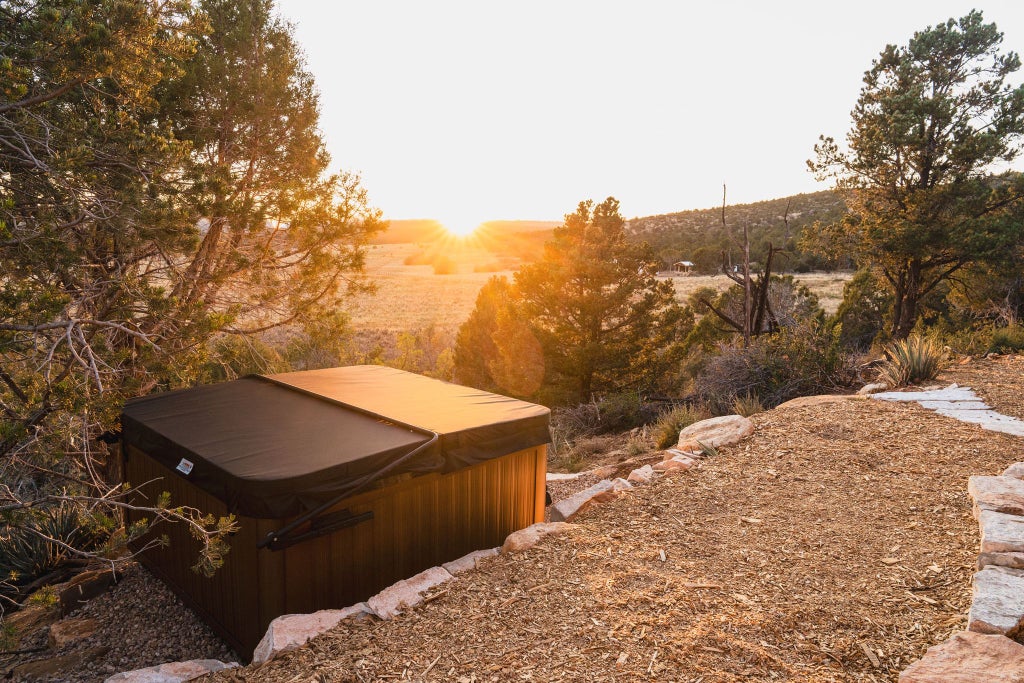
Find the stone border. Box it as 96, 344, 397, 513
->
879, 384, 1024, 680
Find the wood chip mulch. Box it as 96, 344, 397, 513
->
209, 357, 1023, 682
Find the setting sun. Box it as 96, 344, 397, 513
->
437, 212, 487, 238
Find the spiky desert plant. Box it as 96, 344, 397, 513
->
731, 392, 765, 417
878, 334, 948, 387
652, 403, 711, 449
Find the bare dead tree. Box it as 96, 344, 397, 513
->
698, 185, 788, 344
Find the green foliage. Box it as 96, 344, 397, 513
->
629, 191, 847, 274
832, 269, 893, 351
808, 11, 1024, 339
989, 324, 1024, 353
0, 504, 91, 603
695, 321, 858, 412
652, 403, 711, 449
878, 335, 949, 387
1, 0, 377, 581
456, 197, 691, 404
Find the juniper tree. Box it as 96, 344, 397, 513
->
807, 10, 1024, 339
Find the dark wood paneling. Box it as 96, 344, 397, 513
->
125, 444, 546, 659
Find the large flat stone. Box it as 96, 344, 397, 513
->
968, 566, 1024, 636
252, 603, 371, 664
1004, 463, 1024, 480
501, 522, 575, 554
367, 566, 453, 620
899, 631, 1024, 682
676, 415, 754, 451
105, 659, 237, 683
873, 385, 978, 402
979, 552, 1024, 570
549, 479, 615, 522
932, 408, 1024, 436
979, 510, 1024, 554
969, 476, 1024, 516
48, 617, 97, 649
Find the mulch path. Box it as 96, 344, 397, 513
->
207, 356, 1024, 682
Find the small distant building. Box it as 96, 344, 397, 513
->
672, 260, 695, 275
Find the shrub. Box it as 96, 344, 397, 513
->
990, 324, 1024, 353
694, 321, 859, 412
652, 403, 711, 449
832, 269, 892, 351
732, 392, 765, 417
877, 334, 948, 387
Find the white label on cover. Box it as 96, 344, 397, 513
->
176, 458, 194, 475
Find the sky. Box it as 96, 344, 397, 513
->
275, 1, 1024, 231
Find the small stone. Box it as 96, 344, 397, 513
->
441, 548, 499, 575
252, 604, 371, 663
652, 458, 693, 474
969, 476, 1024, 516
49, 617, 98, 649
899, 631, 1024, 682
968, 566, 1024, 636
545, 472, 582, 482
366, 566, 453, 620
857, 382, 888, 395
677, 415, 754, 451
627, 465, 655, 483
978, 510, 1024, 555
104, 658, 237, 683
610, 478, 633, 492
978, 552, 1024, 570
501, 522, 575, 554
549, 480, 615, 522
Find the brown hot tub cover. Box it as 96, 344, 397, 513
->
121, 366, 550, 518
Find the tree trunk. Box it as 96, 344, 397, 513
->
890, 260, 921, 340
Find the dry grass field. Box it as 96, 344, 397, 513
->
348, 244, 852, 333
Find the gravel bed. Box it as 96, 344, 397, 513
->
12, 564, 237, 682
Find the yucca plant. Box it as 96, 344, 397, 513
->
878, 334, 948, 387
731, 392, 765, 417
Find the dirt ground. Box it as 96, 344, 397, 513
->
208, 356, 1023, 683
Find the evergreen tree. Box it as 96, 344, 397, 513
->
458, 197, 689, 405
0, 0, 381, 590
807, 10, 1024, 339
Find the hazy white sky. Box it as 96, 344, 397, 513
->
275, 1, 1024, 230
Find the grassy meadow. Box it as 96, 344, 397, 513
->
349, 243, 851, 333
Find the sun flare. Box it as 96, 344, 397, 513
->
437, 212, 487, 238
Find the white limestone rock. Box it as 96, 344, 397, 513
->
501, 522, 575, 554
252, 603, 371, 664
978, 510, 1024, 555
548, 479, 615, 522
627, 465, 655, 484
1003, 463, 1024, 481
367, 566, 453, 620
676, 415, 754, 451
969, 476, 1024, 517
968, 566, 1024, 637
104, 659, 237, 683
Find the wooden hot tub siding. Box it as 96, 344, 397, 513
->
125, 443, 546, 657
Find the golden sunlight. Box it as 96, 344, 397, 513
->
437, 211, 487, 238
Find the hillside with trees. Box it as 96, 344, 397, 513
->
628, 191, 848, 273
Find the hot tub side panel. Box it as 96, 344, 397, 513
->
125, 443, 546, 657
